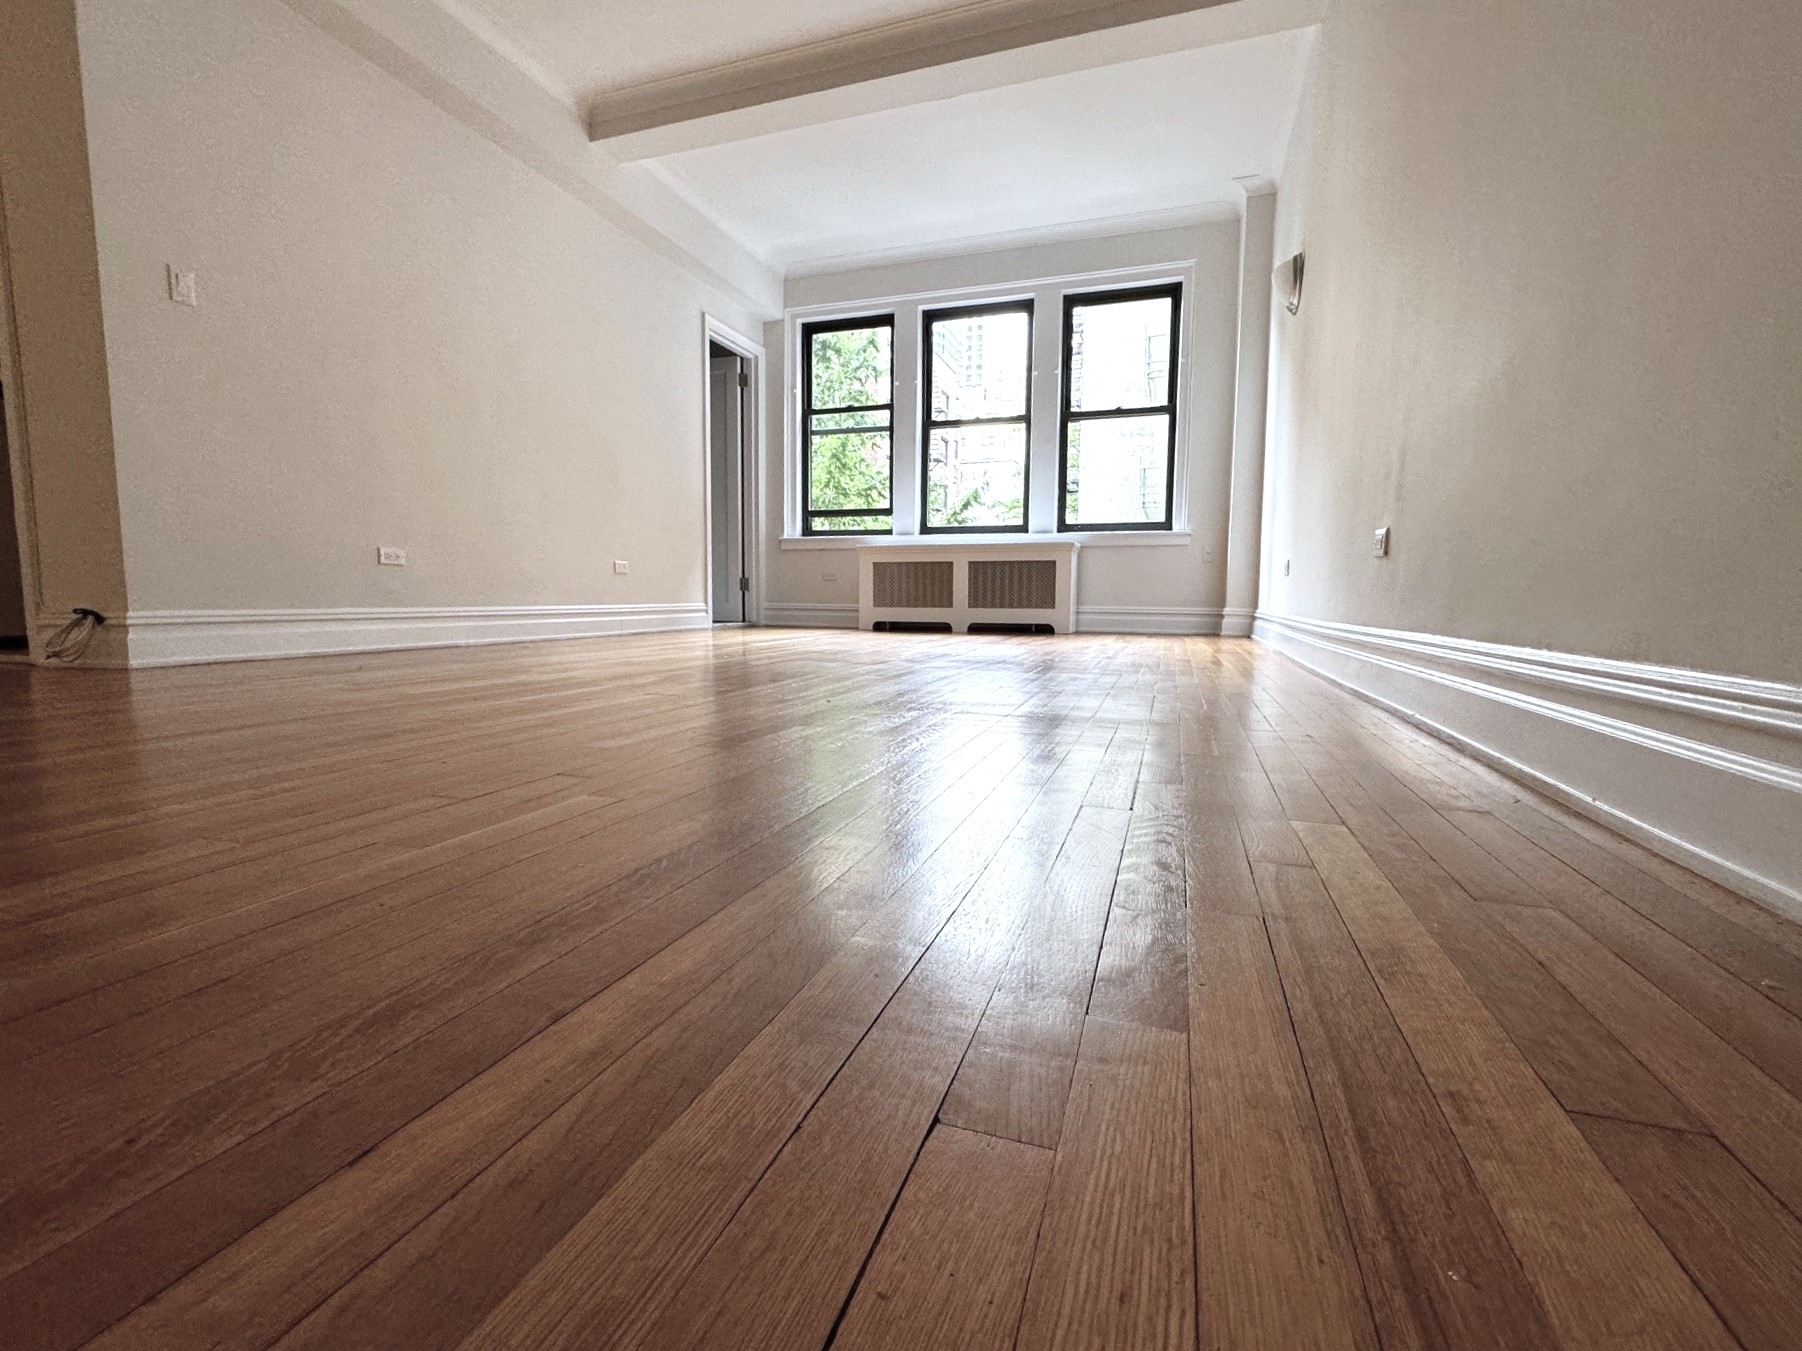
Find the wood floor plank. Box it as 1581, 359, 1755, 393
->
1294, 821, 1734, 1351
1452, 808, 1802, 1101
1188, 912, 1376, 1351
1256, 861, 1560, 1351
1494, 799, 1802, 1017
830, 1125, 1053, 1351
1088, 905, 1187, 1033
26, 721, 1067, 1351
3, 631, 1799, 1351
1297, 762, 1705, 1131
451, 728, 1111, 1351
1492, 903, 1802, 1217
1013, 1017, 1194, 1351
1572, 1112, 1802, 1351
937, 806, 1131, 1146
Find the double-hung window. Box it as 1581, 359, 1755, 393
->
801, 316, 895, 535
922, 301, 1032, 533
1059, 283, 1181, 531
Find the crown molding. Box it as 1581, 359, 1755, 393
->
289, 0, 781, 315
782, 201, 1240, 279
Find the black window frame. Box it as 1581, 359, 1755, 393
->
920, 299, 1034, 535
1058, 281, 1182, 533
800, 313, 896, 536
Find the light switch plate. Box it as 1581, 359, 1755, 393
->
166, 265, 198, 307
1373, 527, 1390, 558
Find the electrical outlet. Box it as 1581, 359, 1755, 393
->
821, 569, 840, 583
377, 546, 406, 566
1373, 527, 1390, 558
613, 559, 630, 575
166, 265, 198, 307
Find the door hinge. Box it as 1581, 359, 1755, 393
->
736, 370, 749, 389
738, 576, 750, 593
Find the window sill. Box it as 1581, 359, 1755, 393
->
779, 531, 1192, 551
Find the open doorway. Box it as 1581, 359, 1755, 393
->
705, 326, 758, 624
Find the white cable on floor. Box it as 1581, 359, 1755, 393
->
43, 608, 105, 663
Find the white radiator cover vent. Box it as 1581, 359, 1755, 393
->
857, 541, 1079, 633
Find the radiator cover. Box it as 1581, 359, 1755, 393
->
857, 541, 1078, 633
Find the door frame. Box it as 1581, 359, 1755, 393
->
0, 181, 44, 662
700, 314, 764, 625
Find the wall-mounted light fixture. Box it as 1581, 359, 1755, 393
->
1278, 251, 1305, 315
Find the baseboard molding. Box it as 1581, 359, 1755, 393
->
1252, 611, 1802, 922
111, 603, 710, 667
1076, 606, 1225, 636
761, 602, 859, 629
1219, 606, 1256, 638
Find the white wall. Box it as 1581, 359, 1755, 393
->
67, 0, 777, 655
763, 221, 1244, 631
1263, 0, 1802, 684
1258, 0, 1802, 911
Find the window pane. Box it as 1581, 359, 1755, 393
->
926, 423, 1026, 529
929, 310, 1029, 420
811, 409, 890, 433
809, 431, 891, 513
810, 514, 891, 533
1068, 296, 1174, 412
810, 326, 891, 410
1065, 415, 1171, 525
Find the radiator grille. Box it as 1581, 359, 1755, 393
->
871, 559, 953, 609
968, 559, 1057, 610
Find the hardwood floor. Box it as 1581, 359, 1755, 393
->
2, 629, 1800, 1350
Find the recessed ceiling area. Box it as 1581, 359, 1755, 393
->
636, 28, 1313, 271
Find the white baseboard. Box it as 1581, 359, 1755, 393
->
761, 602, 859, 629
110, 603, 710, 667
1075, 606, 1225, 636
1220, 606, 1256, 638
1252, 611, 1802, 922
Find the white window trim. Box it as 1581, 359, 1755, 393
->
782, 260, 1196, 546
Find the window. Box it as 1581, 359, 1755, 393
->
1059, 283, 1180, 531
802, 316, 894, 534
922, 301, 1032, 532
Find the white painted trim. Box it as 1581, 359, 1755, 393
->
1220, 605, 1256, 637
762, 602, 859, 629
782, 258, 1199, 542
1252, 611, 1802, 921
779, 530, 1192, 551
112, 604, 709, 668
1076, 606, 1224, 635
0, 183, 45, 662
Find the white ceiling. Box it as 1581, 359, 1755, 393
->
450, 0, 982, 104
639, 28, 1313, 270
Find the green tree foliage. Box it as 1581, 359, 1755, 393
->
809, 328, 892, 527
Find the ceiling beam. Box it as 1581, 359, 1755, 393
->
590, 0, 1322, 159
